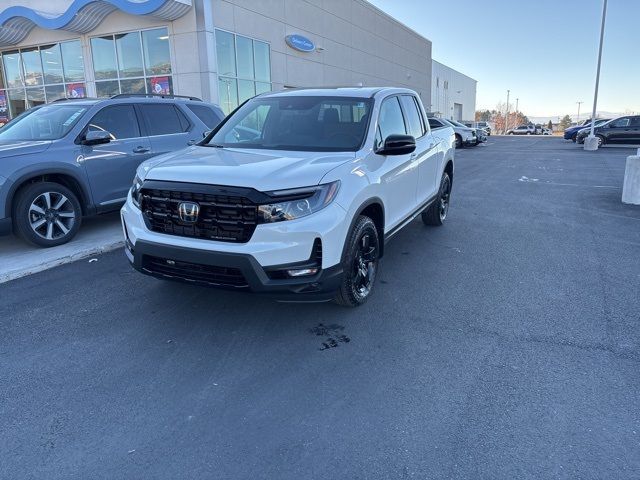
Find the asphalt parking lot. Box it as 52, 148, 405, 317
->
1, 136, 639, 479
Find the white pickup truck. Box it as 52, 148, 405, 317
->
121, 87, 455, 306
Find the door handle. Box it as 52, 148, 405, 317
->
133, 146, 150, 153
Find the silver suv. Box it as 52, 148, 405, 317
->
0, 94, 224, 247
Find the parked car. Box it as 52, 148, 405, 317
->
432, 118, 476, 147
507, 125, 535, 135
0, 94, 225, 247
121, 87, 456, 307
564, 119, 610, 141
576, 115, 640, 146
541, 127, 552, 135
476, 121, 491, 135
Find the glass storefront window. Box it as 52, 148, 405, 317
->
216, 30, 236, 77
238, 79, 255, 104
95, 80, 119, 98
218, 77, 238, 114
60, 41, 84, 82
116, 32, 144, 78
3, 51, 22, 89
21, 48, 43, 86
142, 28, 171, 76
41, 44, 64, 84
236, 36, 254, 80
253, 41, 270, 82
215, 30, 272, 114
91, 36, 118, 80
89, 28, 172, 97
0, 41, 86, 120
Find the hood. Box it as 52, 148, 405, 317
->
142, 146, 356, 191
0, 140, 52, 159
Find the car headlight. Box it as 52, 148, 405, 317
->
131, 175, 143, 208
258, 181, 340, 223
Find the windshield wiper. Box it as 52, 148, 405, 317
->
204, 143, 224, 148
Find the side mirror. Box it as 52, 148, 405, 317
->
377, 134, 416, 156
83, 130, 112, 145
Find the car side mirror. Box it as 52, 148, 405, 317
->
377, 134, 416, 156
83, 130, 112, 145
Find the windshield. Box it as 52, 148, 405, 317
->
207, 96, 372, 152
448, 120, 468, 128
0, 104, 88, 141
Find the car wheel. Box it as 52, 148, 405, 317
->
527, 132, 531, 135
13, 182, 82, 247
422, 171, 452, 227
455, 134, 462, 148
508, 132, 514, 135
572, 133, 577, 142
596, 134, 605, 146
334, 215, 380, 307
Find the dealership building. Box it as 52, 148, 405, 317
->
0, 0, 475, 122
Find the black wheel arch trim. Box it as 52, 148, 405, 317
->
5, 169, 94, 219
342, 197, 385, 259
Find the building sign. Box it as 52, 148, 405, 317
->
0, 91, 8, 126
151, 76, 171, 94
285, 34, 315, 52
66, 83, 85, 99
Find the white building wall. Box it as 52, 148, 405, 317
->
431, 60, 476, 122
211, 0, 432, 107
1, 0, 432, 108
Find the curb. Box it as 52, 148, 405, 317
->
0, 240, 124, 284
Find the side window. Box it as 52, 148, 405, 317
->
139, 104, 191, 136
399, 95, 425, 138
630, 117, 640, 127
186, 104, 224, 129
428, 118, 443, 129
610, 118, 630, 128
376, 96, 406, 148
87, 105, 140, 140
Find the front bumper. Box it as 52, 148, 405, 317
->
125, 239, 343, 301
121, 193, 349, 300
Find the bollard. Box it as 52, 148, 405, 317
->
622, 151, 640, 205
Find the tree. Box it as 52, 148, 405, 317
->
547, 120, 553, 130
475, 110, 491, 122
559, 115, 572, 130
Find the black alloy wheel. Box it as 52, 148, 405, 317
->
334, 216, 380, 307
422, 171, 452, 226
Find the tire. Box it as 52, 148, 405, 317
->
526, 132, 531, 135
422, 171, 452, 227
508, 132, 514, 135
455, 134, 462, 148
13, 182, 82, 247
572, 134, 577, 142
596, 134, 605, 146
334, 215, 380, 307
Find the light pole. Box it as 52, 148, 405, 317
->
576, 101, 583, 125
585, 0, 607, 151
515, 98, 519, 114
504, 89, 510, 134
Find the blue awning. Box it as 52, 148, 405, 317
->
0, 0, 191, 47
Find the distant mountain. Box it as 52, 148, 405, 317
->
529, 112, 627, 124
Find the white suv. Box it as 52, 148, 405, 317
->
121, 88, 455, 306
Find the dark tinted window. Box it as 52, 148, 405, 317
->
186, 104, 223, 128
376, 97, 406, 148
399, 95, 425, 138
88, 105, 140, 139
428, 118, 444, 129
139, 104, 190, 136
629, 117, 640, 127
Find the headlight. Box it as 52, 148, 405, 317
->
258, 181, 340, 223
131, 175, 143, 208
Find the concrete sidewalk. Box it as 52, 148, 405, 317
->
0, 212, 123, 284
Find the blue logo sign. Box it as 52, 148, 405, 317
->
285, 34, 315, 52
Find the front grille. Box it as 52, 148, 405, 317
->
141, 188, 257, 243
142, 255, 248, 287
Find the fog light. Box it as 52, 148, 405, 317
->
286, 268, 318, 277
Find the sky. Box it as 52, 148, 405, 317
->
368, 0, 639, 119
